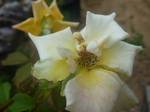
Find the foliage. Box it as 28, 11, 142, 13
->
124, 32, 144, 47
8, 93, 35, 112
0, 82, 11, 104
2, 52, 29, 66
0, 41, 71, 112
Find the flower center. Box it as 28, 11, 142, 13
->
77, 51, 98, 69
73, 32, 99, 69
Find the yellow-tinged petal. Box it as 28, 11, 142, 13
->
33, 58, 71, 82
113, 84, 139, 112
52, 20, 79, 32
64, 68, 123, 112
32, 0, 49, 20
29, 28, 77, 60
74, 69, 102, 88
48, 0, 64, 20
99, 41, 142, 78
13, 18, 41, 35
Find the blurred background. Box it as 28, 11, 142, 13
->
0, 0, 150, 112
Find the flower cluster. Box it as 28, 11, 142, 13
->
14, 0, 142, 112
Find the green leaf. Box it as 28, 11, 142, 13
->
8, 93, 35, 112
0, 82, 11, 104
124, 33, 144, 46
0, 72, 9, 83
13, 63, 32, 88
36, 103, 56, 112
51, 83, 66, 110
2, 52, 29, 66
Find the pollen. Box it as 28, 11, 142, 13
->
77, 51, 98, 69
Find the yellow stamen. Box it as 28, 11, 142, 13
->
77, 51, 98, 69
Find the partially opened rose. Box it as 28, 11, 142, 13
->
13, 0, 79, 35
28, 11, 142, 112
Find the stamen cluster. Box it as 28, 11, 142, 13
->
73, 32, 98, 68
77, 51, 98, 68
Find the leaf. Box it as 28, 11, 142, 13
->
34, 80, 58, 105
51, 83, 66, 110
0, 82, 11, 104
37, 103, 56, 112
8, 93, 35, 112
2, 52, 29, 66
0, 72, 9, 83
124, 33, 144, 47
13, 63, 32, 88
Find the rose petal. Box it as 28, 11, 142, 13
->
113, 84, 139, 112
64, 68, 123, 112
29, 28, 77, 60
99, 41, 142, 77
33, 58, 71, 82
81, 11, 115, 44
81, 11, 128, 55
32, 0, 48, 20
